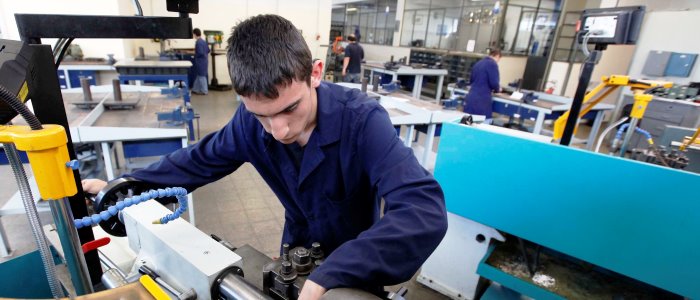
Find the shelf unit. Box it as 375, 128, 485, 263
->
409, 48, 485, 98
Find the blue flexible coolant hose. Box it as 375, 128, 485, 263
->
615, 123, 653, 143
74, 187, 188, 229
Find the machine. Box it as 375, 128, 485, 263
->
419, 122, 700, 299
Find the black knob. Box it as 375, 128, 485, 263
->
282, 243, 290, 261
281, 261, 293, 275
311, 242, 324, 259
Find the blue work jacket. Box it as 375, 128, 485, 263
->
194, 38, 209, 77
464, 56, 500, 117
128, 81, 448, 291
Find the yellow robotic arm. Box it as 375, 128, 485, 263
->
552, 75, 673, 142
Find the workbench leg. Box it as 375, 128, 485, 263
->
413, 75, 423, 99
436, 75, 444, 103
0, 219, 11, 257
101, 142, 115, 180
587, 111, 605, 150
370, 70, 374, 84
533, 111, 545, 135
64, 70, 72, 89
404, 125, 414, 147
422, 124, 437, 168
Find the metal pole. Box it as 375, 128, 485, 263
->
619, 117, 639, 157
50, 198, 94, 295
560, 50, 600, 146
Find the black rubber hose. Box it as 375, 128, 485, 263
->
0, 84, 43, 130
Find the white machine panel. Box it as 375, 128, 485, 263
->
123, 201, 242, 300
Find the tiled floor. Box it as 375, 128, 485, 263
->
0, 88, 603, 299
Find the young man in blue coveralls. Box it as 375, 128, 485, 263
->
83, 15, 447, 300
463, 49, 501, 124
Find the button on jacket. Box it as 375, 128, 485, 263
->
128, 81, 448, 290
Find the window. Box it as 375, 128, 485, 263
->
502, 0, 563, 56
401, 0, 501, 53
334, 0, 397, 46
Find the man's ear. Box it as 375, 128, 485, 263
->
311, 59, 324, 88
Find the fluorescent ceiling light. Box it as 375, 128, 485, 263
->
346, 7, 358, 12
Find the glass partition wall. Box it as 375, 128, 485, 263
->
333, 0, 562, 57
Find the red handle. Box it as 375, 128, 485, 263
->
82, 237, 111, 254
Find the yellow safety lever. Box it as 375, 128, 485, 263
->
0, 124, 77, 200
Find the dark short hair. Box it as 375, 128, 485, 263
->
193, 28, 201, 36
227, 15, 312, 99
347, 34, 356, 42
489, 48, 502, 57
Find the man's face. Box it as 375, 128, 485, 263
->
242, 80, 317, 145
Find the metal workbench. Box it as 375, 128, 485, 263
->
448, 85, 615, 149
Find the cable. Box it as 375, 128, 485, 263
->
580, 31, 593, 58
595, 116, 628, 153
0, 84, 43, 130
55, 38, 75, 67
53, 38, 67, 58
74, 187, 189, 229
132, 0, 144, 16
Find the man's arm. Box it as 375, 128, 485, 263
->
307, 106, 448, 289
126, 107, 249, 191
342, 57, 350, 76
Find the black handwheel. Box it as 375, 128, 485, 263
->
93, 177, 147, 237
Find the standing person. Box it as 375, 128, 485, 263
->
82, 15, 447, 300
192, 28, 210, 95
464, 49, 501, 123
342, 34, 364, 83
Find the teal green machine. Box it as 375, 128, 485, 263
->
434, 122, 700, 299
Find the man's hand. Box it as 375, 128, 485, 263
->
342, 69, 347, 77
82, 179, 108, 194
298, 279, 326, 300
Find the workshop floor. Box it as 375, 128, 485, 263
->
0, 88, 602, 299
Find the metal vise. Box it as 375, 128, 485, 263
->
156, 105, 195, 126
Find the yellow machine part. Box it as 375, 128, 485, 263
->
139, 275, 170, 300
552, 75, 673, 141
0, 124, 77, 200
630, 93, 653, 119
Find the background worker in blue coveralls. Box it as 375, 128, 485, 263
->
342, 34, 364, 83
83, 15, 447, 299
191, 28, 210, 95
463, 49, 501, 124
